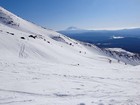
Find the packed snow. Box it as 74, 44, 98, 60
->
0, 6, 140, 105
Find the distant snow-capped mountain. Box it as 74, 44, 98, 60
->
59, 26, 89, 34
66, 26, 80, 30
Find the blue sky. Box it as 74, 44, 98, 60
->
0, 0, 140, 30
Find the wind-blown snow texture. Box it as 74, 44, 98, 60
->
0, 7, 140, 105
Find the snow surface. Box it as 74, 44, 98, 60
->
107, 48, 134, 55
112, 36, 124, 39
0, 6, 140, 105
103, 48, 140, 66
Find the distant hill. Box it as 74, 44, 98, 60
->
58, 27, 140, 53
59, 27, 140, 38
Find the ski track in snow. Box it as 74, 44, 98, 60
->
0, 61, 140, 105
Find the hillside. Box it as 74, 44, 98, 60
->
0, 7, 140, 105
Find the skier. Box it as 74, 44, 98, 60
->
109, 59, 112, 64
118, 60, 120, 63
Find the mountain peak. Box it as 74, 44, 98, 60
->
0, 6, 5, 11
0, 6, 20, 27
0, 6, 14, 16
66, 26, 80, 30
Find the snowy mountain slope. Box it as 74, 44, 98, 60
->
102, 48, 140, 66
1, 6, 140, 65
0, 7, 140, 105
0, 6, 121, 64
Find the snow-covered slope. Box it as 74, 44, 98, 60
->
103, 48, 140, 66
0, 7, 140, 105
0, 7, 104, 63
0, 6, 124, 65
